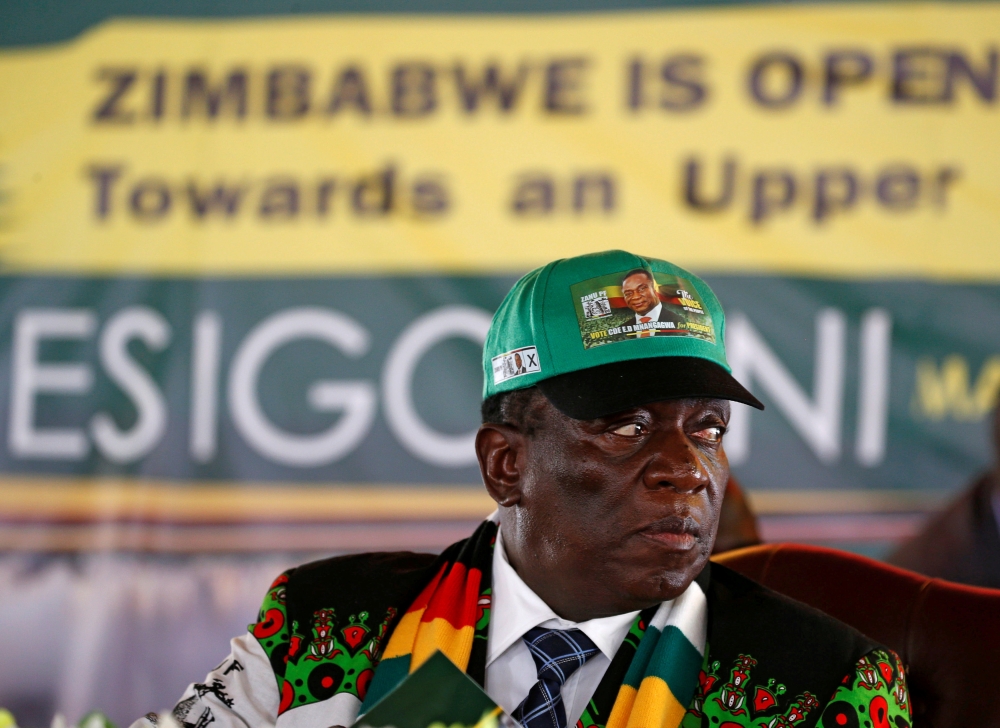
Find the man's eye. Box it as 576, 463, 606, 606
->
611, 423, 645, 437
692, 426, 724, 443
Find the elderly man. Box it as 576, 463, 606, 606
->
137, 251, 910, 728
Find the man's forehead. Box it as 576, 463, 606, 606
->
594, 396, 730, 418
539, 391, 730, 422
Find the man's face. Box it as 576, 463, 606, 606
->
622, 273, 660, 316
483, 394, 729, 619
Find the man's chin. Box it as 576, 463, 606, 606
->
615, 546, 708, 603
629, 570, 698, 604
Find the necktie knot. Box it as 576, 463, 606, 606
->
513, 627, 599, 728
523, 627, 598, 686
640, 316, 651, 323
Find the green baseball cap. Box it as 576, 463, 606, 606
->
482, 249, 764, 419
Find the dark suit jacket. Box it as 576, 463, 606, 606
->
260, 551, 898, 728
633, 304, 684, 327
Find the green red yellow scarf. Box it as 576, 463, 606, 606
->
360, 517, 707, 728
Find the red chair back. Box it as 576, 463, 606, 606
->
713, 543, 1000, 728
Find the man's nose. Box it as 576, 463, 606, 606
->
641, 429, 711, 493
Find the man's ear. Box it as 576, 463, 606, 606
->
476, 423, 525, 508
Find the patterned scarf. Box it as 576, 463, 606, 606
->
359, 517, 707, 728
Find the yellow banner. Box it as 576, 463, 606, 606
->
0, 4, 997, 278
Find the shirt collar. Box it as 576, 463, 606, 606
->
635, 302, 662, 322
487, 525, 640, 666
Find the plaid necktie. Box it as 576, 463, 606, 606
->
511, 627, 599, 728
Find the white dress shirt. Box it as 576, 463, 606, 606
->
484, 526, 640, 726
634, 302, 662, 323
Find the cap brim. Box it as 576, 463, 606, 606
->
536, 356, 764, 420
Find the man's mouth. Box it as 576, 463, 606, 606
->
639, 516, 700, 551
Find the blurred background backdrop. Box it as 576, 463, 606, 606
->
1, 1, 998, 726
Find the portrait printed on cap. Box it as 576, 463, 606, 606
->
571, 268, 715, 349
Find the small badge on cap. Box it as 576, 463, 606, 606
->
492, 346, 541, 384
571, 269, 715, 350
